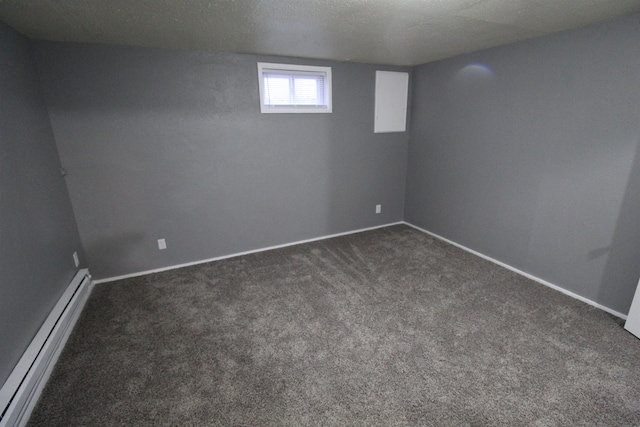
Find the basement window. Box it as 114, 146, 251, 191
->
257, 62, 332, 113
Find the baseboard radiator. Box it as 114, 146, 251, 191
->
0, 269, 92, 427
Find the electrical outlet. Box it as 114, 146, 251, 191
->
158, 239, 167, 250
375, 204, 381, 214
73, 251, 79, 267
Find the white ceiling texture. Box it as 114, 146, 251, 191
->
1, 0, 639, 65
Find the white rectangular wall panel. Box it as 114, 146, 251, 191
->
374, 71, 409, 133
624, 278, 640, 338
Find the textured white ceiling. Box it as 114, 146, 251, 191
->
1, 0, 639, 65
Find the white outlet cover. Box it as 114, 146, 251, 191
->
158, 239, 167, 250
73, 251, 79, 267
376, 204, 382, 213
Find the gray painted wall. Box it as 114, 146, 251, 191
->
406, 15, 640, 315
0, 22, 84, 386
33, 43, 409, 280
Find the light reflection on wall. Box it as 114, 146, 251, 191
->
447, 62, 495, 104
455, 63, 494, 82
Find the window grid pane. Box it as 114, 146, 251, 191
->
263, 76, 291, 106
294, 77, 321, 105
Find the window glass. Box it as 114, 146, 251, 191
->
257, 63, 332, 113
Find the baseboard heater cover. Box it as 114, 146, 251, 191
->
0, 268, 92, 427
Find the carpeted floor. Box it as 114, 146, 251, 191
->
28, 225, 640, 426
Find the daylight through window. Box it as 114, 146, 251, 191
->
257, 63, 332, 113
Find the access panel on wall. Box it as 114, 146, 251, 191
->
374, 71, 409, 133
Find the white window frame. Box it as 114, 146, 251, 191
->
257, 62, 332, 114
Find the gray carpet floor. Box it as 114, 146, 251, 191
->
28, 225, 640, 426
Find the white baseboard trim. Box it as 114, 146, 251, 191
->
0, 269, 93, 427
403, 222, 628, 320
94, 222, 404, 284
